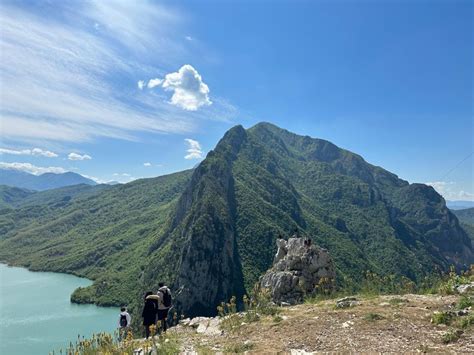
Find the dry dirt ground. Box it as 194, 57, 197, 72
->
168, 294, 474, 354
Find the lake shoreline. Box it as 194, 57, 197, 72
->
0, 263, 119, 355
0, 260, 117, 308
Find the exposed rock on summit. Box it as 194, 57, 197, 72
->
260, 237, 336, 305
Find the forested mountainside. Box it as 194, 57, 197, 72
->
0, 123, 472, 317
0, 184, 109, 211
0, 185, 34, 209
0, 171, 192, 306
0, 169, 97, 191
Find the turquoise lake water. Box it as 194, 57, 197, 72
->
0, 264, 119, 355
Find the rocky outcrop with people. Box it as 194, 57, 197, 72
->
259, 236, 336, 305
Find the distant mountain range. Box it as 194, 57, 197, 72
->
0, 122, 472, 318
0, 169, 97, 191
447, 200, 474, 210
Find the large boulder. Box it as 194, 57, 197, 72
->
260, 237, 335, 305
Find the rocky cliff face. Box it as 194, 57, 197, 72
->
260, 237, 335, 305
162, 126, 248, 317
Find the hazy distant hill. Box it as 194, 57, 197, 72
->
0, 123, 472, 317
447, 200, 474, 210
0, 169, 97, 191
452, 208, 474, 241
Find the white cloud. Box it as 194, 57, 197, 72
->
31, 148, 58, 157
147, 78, 163, 89
426, 181, 474, 201
185, 36, 193, 41
0, 148, 31, 156
0, 3, 236, 145
162, 65, 212, 111
111, 172, 135, 183
458, 190, 474, 200
0, 162, 67, 175
137, 80, 145, 90
143, 162, 152, 167
0, 3, 204, 144
184, 138, 203, 160
0, 147, 58, 158
426, 181, 453, 193
80, 174, 104, 184
68, 152, 92, 161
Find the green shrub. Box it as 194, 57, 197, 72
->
456, 315, 474, 329
364, 313, 384, 321
389, 297, 408, 306
273, 315, 283, 323
441, 329, 462, 344
431, 311, 453, 325
457, 296, 473, 310
224, 342, 254, 353
438, 266, 471, 296
218, 296, 241, 332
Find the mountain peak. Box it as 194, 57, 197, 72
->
0, 124, 472, 320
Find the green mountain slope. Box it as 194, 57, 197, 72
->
453, 207, 474, 225
0, 123, 471, 318
0, 170, 192, 306
0, 185, 34, 209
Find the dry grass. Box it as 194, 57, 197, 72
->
172, 294, 474, 353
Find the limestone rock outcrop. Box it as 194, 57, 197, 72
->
260, 237, 335, 305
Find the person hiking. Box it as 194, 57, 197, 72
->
118, 307, 131, 341
146, 282, 172, 332
141, 291, 157, 339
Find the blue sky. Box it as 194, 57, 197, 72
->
0, 0, 472, 201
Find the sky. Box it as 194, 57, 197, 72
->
0, 0, 472, 201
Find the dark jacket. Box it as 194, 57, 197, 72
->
141, 298, 157, 326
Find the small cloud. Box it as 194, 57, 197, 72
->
147, 78, 163, 89
185, 36, 193, 41
140, 65, 211, 111
68, 152, 92, 161
143, 162, 152, 167
458, 190, 474, 200
184, 138, 203, 160
162, 65, 212, 111
0, 147, 58, 158
111, 172, 135, 183
425, 181, 474, 201
0, 162, 67, 175
31, 148, 58, 158
81, 174, 104, 184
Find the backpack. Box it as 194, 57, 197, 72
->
120, 314, 128, 327
161, 288, 172, 308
